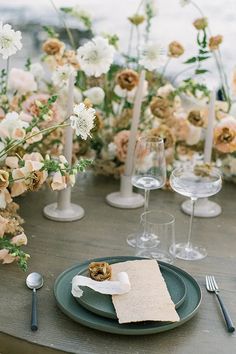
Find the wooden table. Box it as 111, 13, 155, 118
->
0, 174, 236, 354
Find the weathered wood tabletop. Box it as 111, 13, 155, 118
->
0, 174, 236, 354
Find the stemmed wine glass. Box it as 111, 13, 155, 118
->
126, 136, 166, 248
169, 165, 222, 260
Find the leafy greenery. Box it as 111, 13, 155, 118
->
0, 237, 29, 271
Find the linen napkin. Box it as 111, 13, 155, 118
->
111, 259, 180, 324
71, 271, 131, 298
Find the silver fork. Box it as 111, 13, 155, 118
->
206, 275, 235, 333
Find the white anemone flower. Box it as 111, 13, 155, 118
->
70, 103, 96, 140
84, 87, 105, 105
77, 36, 115, 77
139, 42, 166, 71
0, 22, 22, 59
52, 64, 75, 88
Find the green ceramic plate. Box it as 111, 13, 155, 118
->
76, 264, 187, 319
54, 256, 202, 335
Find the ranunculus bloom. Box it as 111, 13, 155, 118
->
11, 168, 27, 197
116, 69, 139, 91
42, 38, 65, 56
51, 172, 67, 191
113, 130, 130, 162
209, 35, 223, 51
23, 152, 44, 162
214, 117, 236, 153
8, 68, 37, 94
0, 170, 9, 191
0, 215, 8, 237
168, 41, 184, 58
11, 232, 27, 246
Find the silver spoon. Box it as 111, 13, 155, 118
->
26, 272, 44, 331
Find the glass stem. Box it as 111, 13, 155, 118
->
142, 189, 150, 240
186, 198, 197, 249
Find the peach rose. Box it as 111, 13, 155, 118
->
113, 130, 130, 162
214, 116, 236, 153
5, 156, 19, 169
19, 112, 33, 123
0, 249, 16, 264
8, 68, 37, 94
51, 172, 67, 191
23, 152, 44, 162
11, 232, 27, 246
0, 215, 8, 237
11, 127, 26, 140
0, 189, 12, 209
0, 170, 9, 191
26, 127, 43, 144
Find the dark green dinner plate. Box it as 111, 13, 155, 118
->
54, 256, 202, 335
76, 264, 187, 319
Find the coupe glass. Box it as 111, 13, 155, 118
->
169, 165, 222, 260
126, 136, 166, 248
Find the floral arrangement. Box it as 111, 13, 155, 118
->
1, 0, 236, 268
0, 23, 96, 269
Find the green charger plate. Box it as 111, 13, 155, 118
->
54, 256, 202, 335
76, 264, 187, 319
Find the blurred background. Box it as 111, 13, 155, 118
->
0, 0, 236, 88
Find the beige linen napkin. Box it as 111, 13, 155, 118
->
111, 259, 180, 324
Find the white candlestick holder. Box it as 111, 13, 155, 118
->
43, 73, 85, 222
106, 175, 144, 209
181, 197, 221, 218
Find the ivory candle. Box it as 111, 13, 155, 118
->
57, 72, 75, 210
204, 90, 216, 163
124, 70, 145, 176
64, 72, 75, 164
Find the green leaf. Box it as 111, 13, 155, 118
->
199, 49, 209, 55
60, 7, 73, 14
42, 26, 58, 38
184, 57, 197, 64
197, 56, 211, 61
195, 69, 209, 75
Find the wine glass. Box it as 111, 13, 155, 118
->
169, 165, 222, 260
126, 136, 166, 248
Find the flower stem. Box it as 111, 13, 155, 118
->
0, 123, 69, 159
50, 0, 76, 50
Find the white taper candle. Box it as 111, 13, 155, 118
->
124, 70, 145, 176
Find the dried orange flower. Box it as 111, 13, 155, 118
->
116, 69, 139, 91
168, 41, 184, 58
150, 96, 173, 120
89, 262, 112, 281
42, 38, 65, 56
187, 110, 205, 127
214, 118, 236, 153
194, 163, 212, 177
